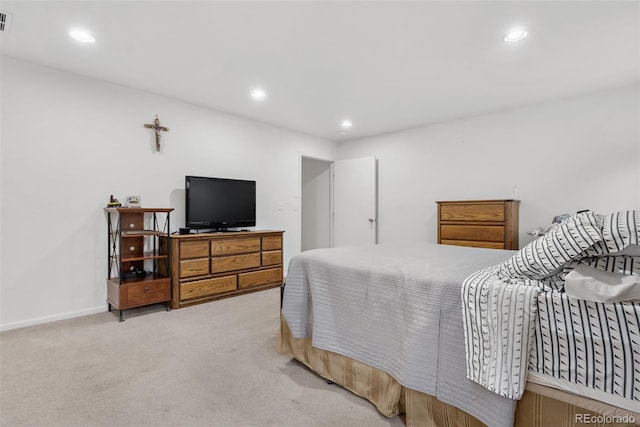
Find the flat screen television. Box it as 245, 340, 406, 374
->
185, 176, 256, 230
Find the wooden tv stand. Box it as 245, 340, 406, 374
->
167, 230, 284, 309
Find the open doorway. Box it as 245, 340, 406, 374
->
300, 155, 378, 252
301, 156, 332, 251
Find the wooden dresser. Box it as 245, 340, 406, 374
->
167, 230, 284, 309
436, 200, 520, 250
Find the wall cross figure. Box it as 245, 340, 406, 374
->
144, 115, 170, 152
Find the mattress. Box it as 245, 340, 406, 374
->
530, 291, 640, 412
527, 371, 639, 415
282, 242, 518, 427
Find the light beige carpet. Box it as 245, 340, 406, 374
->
0, 288, 404, 427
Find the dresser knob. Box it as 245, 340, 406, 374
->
144, 287, 149, 293
130, 223, 135, 228
130, 246, 136, 252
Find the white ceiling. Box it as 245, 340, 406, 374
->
1, 1, 639, 141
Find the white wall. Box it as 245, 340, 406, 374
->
2, 57, 638, 331
0, 56, 337, 330
337, 84, 640, 246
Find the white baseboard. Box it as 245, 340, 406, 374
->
0, 306, 106, 332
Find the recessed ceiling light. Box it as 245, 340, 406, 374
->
503, 29, 528, 43
250, 88, 267, 101
341, 120, 353, 129
69, 29, 95, 44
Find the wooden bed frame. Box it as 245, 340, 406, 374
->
278, 314, 639, 427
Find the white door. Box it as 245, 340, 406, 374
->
332, 157, 378, 247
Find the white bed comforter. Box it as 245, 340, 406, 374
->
282, 242, 516, 427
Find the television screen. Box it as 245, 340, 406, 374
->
185, 176, 256, 230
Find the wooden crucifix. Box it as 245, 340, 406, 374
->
144, 115, 169, 152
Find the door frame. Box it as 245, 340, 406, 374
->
298, 153, 334, 253
298, 154, 378, 252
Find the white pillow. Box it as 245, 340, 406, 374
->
608, 244, 640, 257
565, 263, 640, 303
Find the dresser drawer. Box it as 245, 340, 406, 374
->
238, 267, 282, 289
439, 203, 505, 222
262, 235, 282, 251
262, 250, 282, 266
180, 276, 237, 300
437, 200, 519, 250
211, 237, 261, 256
180, 240, 209, 259
123, 280, 171, 308
440, 239, 505, 249
179, 258, 209, 278
211, 253, 260, 273
440, 225, 505, 242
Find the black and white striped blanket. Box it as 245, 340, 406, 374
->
462, 210, 640, 401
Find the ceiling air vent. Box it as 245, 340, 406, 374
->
0, 11, 12, 32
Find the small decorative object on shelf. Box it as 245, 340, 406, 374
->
527, 227, 547, 237
106, 195, 121, 207
126, 195, 141, 208
105, 207, 173, 321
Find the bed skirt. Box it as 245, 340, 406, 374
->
278, 315, 639, 427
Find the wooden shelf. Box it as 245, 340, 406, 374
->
105, 207, 174, 214
121, 230, 166, 237
106, 207, 174, 321
119, 252, 169, 263
108, 274, 170, 286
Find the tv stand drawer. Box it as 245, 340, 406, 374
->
211, 253, 260, 273
262, 235, 282, 251
180, 276, 237, 300
238, 267, 282, 289
180, 240, 209, 258
262, 250, 282, 266
179, 258, 209, 278
211, 237, 261, 256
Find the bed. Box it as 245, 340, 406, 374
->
278, 210, 640, 427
